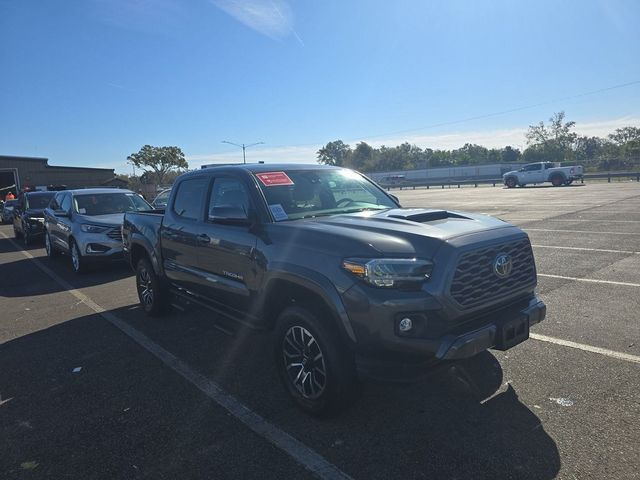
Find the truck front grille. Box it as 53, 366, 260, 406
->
450, 238, 536, 309
106, 229, 123, 242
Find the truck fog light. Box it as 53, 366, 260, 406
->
398, 317, 413, 332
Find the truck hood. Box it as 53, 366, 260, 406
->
503, 170, 519, 177
74, 213, 123, 227
270, 208, 515, 257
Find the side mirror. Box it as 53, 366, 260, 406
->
54, 210, 69, 218
208, 206, 251, 226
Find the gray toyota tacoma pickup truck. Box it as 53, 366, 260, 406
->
122, 164, 545, 415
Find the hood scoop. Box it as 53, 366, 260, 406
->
387, 209, 469, 223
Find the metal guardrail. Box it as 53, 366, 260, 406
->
381, 171, 640, 190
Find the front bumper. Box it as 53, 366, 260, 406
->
75, 232, 124, 261
24, 220, 46, 236
351, 294, 545, 382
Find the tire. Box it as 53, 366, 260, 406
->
45, 230, 59, 258
22, 223, 30, 246
505, 177, 517, 188
69, 239, 88, 274
565, 179, 574, 185
551, 175, 564, 187
274, 306, 359, 416
136, 256, 168, 316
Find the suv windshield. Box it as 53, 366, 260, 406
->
255, 169, 396, 221
73, 192, 151, 216
26, 193, 55, 209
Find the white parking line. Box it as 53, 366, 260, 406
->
532, 245, 640, 255
538, 273, 640, 287
530, 334, 640, 365
511, 219, 640, 223
0, 232, 353, 480
526, 228, 640, 236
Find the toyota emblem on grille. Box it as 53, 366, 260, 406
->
493, 253, 513, 278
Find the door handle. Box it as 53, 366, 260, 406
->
196, 234, 211, 245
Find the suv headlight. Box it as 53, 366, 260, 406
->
80, 224, 108, 233
342, 258, 433, 288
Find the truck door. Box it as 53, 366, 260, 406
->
196, 175, 259, 315
161, 176, 210, 293
522, 163, 544, 183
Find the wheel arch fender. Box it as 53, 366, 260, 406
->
260, 263, 357, 344
128, 233, 164, 276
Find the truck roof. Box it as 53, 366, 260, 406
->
201, 163, 341, 173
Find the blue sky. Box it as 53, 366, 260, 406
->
1, 0, 639, 173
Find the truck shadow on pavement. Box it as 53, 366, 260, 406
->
1, 302, 562, 479
111, 304, 562, 479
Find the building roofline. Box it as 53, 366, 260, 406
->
0, 155, 114, 173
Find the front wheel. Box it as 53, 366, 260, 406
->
70, 239, 88, 274
136, 257, 168, 316
274, 306, 359, 416
22, 223, 30, 246
45, 230, 59, 258
505, 177, 517, 188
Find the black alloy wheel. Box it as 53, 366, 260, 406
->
274, 306, 359, 416
136, 257, 168, 316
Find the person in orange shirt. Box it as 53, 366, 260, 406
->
5, 192, 15, 201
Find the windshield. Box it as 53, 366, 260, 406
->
255, 169, 396, 221
26, 193, 55, 209
73, 192, 151, 216
153, 190, 170, 205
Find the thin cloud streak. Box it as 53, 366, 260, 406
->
211, 0, 302, 43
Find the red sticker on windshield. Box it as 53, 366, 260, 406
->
256, 172, 294, 186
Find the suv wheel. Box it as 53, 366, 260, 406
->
70, 239, 87, 273
274, 306, 359, 416
22, 223, 30, 246
45, 231, 59, 258
136, 257, 168, 316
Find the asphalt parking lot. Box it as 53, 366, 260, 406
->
1, 182, 639, 479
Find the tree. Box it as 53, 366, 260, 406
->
608, 126, 640, 145
525, 111, 577, 161
127, 145, 188, 186
350, 142, 375, 171
500, 146, 520, 163
317, 140, 352, 166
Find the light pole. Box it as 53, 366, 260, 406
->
221, 140, 265, 164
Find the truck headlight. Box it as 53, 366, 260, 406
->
80, 224, 108, 233
342, 258, 433, 288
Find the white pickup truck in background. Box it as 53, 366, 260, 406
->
503, 162, 584, 188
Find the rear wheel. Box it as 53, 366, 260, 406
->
274, 306, 359, 416
70, 239, 88, 274
136, 257, 168, 316
551, 175, 564, 187
505, 177, 517, 188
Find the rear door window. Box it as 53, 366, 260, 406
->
173, 178, 209, 220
